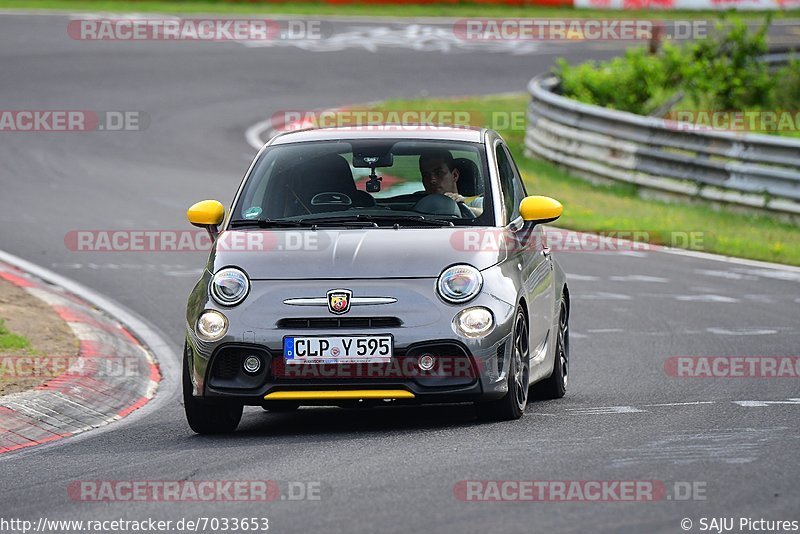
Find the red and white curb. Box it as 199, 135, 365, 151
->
0, 261, 161, 454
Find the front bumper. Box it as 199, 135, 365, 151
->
185, 277, 516, 404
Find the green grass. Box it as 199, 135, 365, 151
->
2, 0, 798, 19
0, 319, 31, 351
370, 94, 800, 266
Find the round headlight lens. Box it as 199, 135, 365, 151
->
210, 268, 249, 306
454, 307, 495, 338
437, 264, 483, 304
197, 310, 228, 341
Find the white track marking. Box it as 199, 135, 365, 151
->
609, 275, 669, 283
564, 273, 601, 281
732, 399, 800, 407
674, 295, 740, 303
245, 118, 271, 151
706, 327, 777, 336
695, 269, 758, 281
573, 292, 632, 301
735, 268, 800, 282
642, 401, 717, 407
566, 406, 645, 415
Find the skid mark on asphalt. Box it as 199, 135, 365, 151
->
742, 294, 776, 303
607, 427, 786, 467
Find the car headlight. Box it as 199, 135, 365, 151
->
437, 264, 483, 304
454, 307, 495, 338
210, 267, 249, 306
196, 310, 228, 341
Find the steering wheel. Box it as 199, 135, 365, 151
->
412, 193, 461, 217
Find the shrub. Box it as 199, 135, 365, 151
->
556, 17, 799, 121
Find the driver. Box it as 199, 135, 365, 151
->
418, 150, 483, 216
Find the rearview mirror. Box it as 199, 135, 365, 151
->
352, 151, 393, 168
187, 200, 225, 240
519, 196, 562, 224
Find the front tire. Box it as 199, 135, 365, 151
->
183, 343, 243, 434
475, 307, 530, 421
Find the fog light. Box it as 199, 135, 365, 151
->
417, 353, 436, 371
242, 355, 262, 375
454, 307, 495, 338
196, 310, 228, 341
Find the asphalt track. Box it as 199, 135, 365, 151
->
1, 12, 799, 534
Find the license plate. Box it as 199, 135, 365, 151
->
284, 335, 393, 363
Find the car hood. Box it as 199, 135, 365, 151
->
209, 227, 508, 280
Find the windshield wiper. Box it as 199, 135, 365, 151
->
229, 218, 313, 228
229, 217, 378, 229
303, 214, 455, 227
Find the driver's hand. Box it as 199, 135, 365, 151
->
443, 192, 465, 203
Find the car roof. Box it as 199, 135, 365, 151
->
268, 125, 487, 145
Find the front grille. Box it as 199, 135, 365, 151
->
277, 317, 402, 329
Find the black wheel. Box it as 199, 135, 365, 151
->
533, 295, 569, 399
183, 342, 243, 434
262, 402, 299, 412
475, 307, 529, 421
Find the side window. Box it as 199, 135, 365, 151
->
504, 145, 527, 214
495, 143, 517, 222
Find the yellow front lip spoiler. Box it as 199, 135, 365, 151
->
264, 389, 415, 401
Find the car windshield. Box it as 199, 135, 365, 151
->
231, 139, 494, 227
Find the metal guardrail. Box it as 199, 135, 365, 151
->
524, 62, 800, 218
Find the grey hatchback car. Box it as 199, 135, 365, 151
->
183, 126, 570, 433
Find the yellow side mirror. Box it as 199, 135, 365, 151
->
187, 200, 225, 227
519, 196, 563, 223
